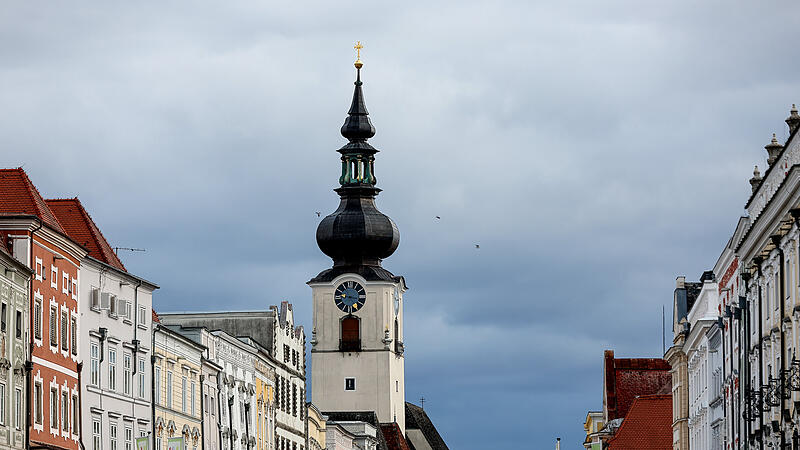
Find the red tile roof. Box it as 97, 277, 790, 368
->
380, 423, 411, 450
152, 309, 160, 323
46, 198, 126, 271
607, 394, 672, 450
604, 350, 671, 421
0, 168, 65, 233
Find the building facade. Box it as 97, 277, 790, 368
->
0, 168, 87, 450
46, 198, 158, 450
153, 323, 204, 450
0, 243, 32, 449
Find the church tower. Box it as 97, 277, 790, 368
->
309, 46, 407, 432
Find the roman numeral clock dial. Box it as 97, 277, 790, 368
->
335, 281, 366, 314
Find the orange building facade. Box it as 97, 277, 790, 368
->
0, 168, 85, 449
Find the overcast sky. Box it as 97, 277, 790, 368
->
2, 1, 800, 448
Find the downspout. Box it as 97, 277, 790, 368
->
757, 257, 765, 450
721, 314, 727, 439
244, 401, 251, 450
772, 235, 787, 450
743, 271, 752, 450
26, 218, 42, 449
131, 280, 142, 419
228, 395, 234, 450
77, 362, 84, 450
730, 300, 736, 444
217, 380, 223, 450
151, 324, 159, 448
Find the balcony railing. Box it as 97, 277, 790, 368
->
339, 339, 361, 352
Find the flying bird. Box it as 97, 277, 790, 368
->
435, 216, 441, 220
315, 211, 321, 217
475, 244, 480, 249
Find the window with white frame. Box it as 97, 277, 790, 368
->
49, 306, 57, 347
34, 299, 41, 340
14, 388, 20, 429
60, 310, 68, 351
92, 419, 101, 450
72, 395, 78, 433
91, 342, 99, 386
61, 390, 68, 431
35, 258, 42, 281
71, 317, 77, 355
1, 302, 7, 333
191, 380, 196, 416
138, 358, 146, 398
62, 273, 69, 294
123, 352, 132, 395
111, 422, 118, 450
0, 383, 5, 425
15, 310, 21, 339
90, 288, 100, 310
34, 382, 42, 424
182, 376, 187, 412
138, 306, 146, 326
154, 366, 161, 405
51, 266, 57, 289
167, 371, 173, 406
109, 348, 117, 390
125, 426, 132, 450
71, 279, 77, 300
50, 387, 58, 429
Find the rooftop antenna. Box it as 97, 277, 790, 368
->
114, 247, 146, 255
420, 396, 425, 410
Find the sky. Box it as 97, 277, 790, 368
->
1, 1, 800, 448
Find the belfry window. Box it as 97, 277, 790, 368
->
340, 317, 360, 352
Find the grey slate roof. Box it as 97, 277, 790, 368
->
405, 402, 449, 450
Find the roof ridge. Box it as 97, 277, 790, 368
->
69, 198, 126, 271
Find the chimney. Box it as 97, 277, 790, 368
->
676, 276, 686, 289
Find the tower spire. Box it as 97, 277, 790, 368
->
314, 45, 400, 277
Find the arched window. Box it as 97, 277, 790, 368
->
340, 317, 360, 351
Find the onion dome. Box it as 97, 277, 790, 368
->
313, 47, 400, 281
749, 165, 762, 193
765, 133, 783, 166
787, 104, 800, 134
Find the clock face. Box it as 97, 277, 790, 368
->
335, 281, 366, 314
393, 287, 400, 315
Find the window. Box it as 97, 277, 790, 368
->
34, 300, 41, 339
166, 371, 173, 406
50, 387, 58, 429
1, 302, 7, 333
61, 310, 68, 351
35, 258, 42, 280
71, 317, 77, 355
292, 383, 297, 417
0, 383, 5, 425
62, 391, 69, 431
34, 382, 42, 424
109, 295, 117, 316
123, 353, 132, 395
182, 376, 187, 412
93, 419, 101, 450
62, 273, 68, 294
49, 306, 57, 346
109, 348, 117, 390
284, 345, 290, 363
14, 388, 20, 429
72, 395, 78, 434
191, 381, 196, 416
111, 423, 118, 450
138, 306, 146, 326
344, 378, 355, 391
125, 426, 132, 450
138, 358, 146, 398
340, 317, 360, 351
15, 310, 21, 339
51, 266, 58, 288
91, 342, 99, 385
154, 366, 161, 405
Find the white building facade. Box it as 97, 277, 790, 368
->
80, 256, 157, 450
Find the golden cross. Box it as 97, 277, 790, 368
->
354, 41, 363, 60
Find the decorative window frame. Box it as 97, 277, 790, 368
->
60, 304, 70, 359
35, 257, 43, 281
49, 297, 58, 354
71, 278, 77, 301
32, 370, 43, 432
33, 290, 43, 348
71, 384, 79, 442
48, 376, 58, 437
60, 379, 70, 438
70, 311, 78, 361
50, 266, 58, 289
62, 272, 69, 295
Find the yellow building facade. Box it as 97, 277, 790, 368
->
153, 324, 205, 450
254, 354, 276, 450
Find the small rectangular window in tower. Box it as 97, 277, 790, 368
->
344, 378, 356, 391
